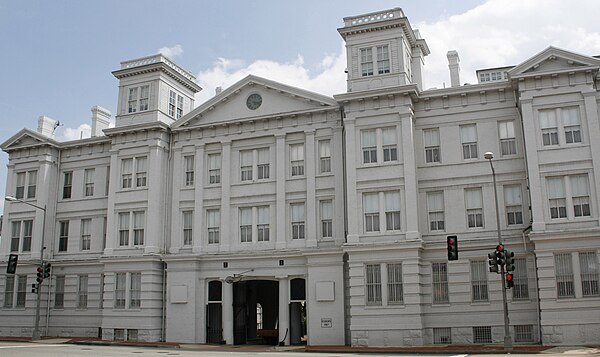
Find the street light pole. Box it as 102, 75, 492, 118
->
5, 196, 47, 340
483, 153, 512, 351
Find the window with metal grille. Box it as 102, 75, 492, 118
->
208, 153, 221, 184
514, 325, 534, 342
362, 130, 377, 164
424, 128, 440, 163
579, 252, 599, 297
427, 191, 445, 231
555, 253, 575, 298
127, 329, 138, 341
184, 156, 194, 186
130, 273, 141, 308
432, 262, 449, 304
77, 275, 88, 309
512, 258, 529, 300
433, 327, 452, 344
504, 185, 523, 225
473, 326, 492, 343
114, 273, 126, 309
387, 263, 403, 304
465, 188, 484, 228
365, 264, 382, 305
461, 125, 478, 159
54, 275, 65, 308
499, 121, 517, 155
16, 275, 27, 308
4, 276, 14, 308
470, 260, 489, 301
114, 328, 125, 341
183, 211, 193, 246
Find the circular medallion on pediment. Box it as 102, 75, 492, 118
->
246, 93, 262, 110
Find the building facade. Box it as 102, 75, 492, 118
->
1, 7, 600, 347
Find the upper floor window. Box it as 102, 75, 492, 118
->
16, 170, 37, 199
239, 207, 253, 243
319, 140, 331, 174
362, 130, 377, 164
460, 125, 478, 159
539, 109, 559, 146
63, 171, 73, 199
240, 150, 253, 181
118, 211, 145, 247
360, 48, 374, 76
547, 175, 591, 219
363, 193, 380, 232
208, 154, 221, 184
135, 157, 147, 187
291, 203, 305, 239
207, 209, 220, 244
59, 220, 69, 252
10, 220, 33, 253
360, 127, 399, 165
562, 107, 581, 144
499, 121, 517, 156
290, 144, 304, 177
385, 192, 401, 231
382, 128, 398, 162
427, 191, 445, 232
184, 155, 194, 187
121, 157, 147, 189
376, 45, 390, 74
84, 168, 94, 197
547, 177, 566, 219
128, 87, 138, 113
465, 188, 483, 228
504, 185, 523, 225
424, 129, 440, 163
257, 206, 270, 242
360, 45, 390, 77
80, 219, 91, 251
257, 148, 270, 179
168, 90, 184, 119
320, 200, 333, 239
128, 85, 150, 113
571, 175, 591, 217
183, 211, 193, 246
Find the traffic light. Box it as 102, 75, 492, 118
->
488, 252, 499, 273
506, 272, 514, 289
36, 265, 44, 283
43, 263, 52, 278
495, 244, 506, 267
31, 283, 38, 294
6, 254, 18, 274
505, 250, 515, 272
447, 235, 458, 261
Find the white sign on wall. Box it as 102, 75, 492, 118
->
321, 318, 332, 328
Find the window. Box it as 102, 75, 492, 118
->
59, 221, 69, 252
135, 157, 147, 187
240, 207, 252, 243
15, 172, 25, 199
499, 121, 517, 155
257, 148, 270, 179
363, 193, 380, 232
4, 276, 14, 308
579, 252, 599, 297
183, 211, 193, 246
362, 130, 377, 164
320, 200, 333, 239
168, 90, 176, 117
99, 274, 104, 309
114, 273, 126, 309
257, 206, 270, 242
513, 258, 529, 300
460, 125, 478, 159
433, 327, 452, 344
387, 263, 403, 304
555, 253, 575, 298
504, 185, 523, 225
365, 264, 382, 305
133, 211, 145, 246
127, 329, 139, 341
571, 175, 591, 217
470, 261, 489, 302
473, 326, 492, 343
547, 177, 566, 219
562, 107, 581, 144
432, 262, 449, 304
114, 329, 125, 341
128, 87, 138, 113
424, 129, 441, 163
16, 275, 27, 308
81, 219, 91, 251
207, 210, 220, 244
127, 86, 149, 113
77, 275, 88, 308
118, 213, 130, 246
360, 48, 374, 76
382, 128, 397, 162
105, 166, 110, 195
427, 192, 445, 231
22, 220, 32, 252
240, 150, 253, 181
130, 273, 141, 308
385, 192, 400, 231
63, 171, 72, 199
169, 91, 184, 119
121, 158, 132, 188
290, 144, 304, 176
10, 220, 33, 253
539, 109, 559, 146
208, 154, 221, 184
376, 45, 390, 74
176, 94, 184, 119
319, 140, 331, 173
514, 325, 534, 343
84, 169, 94, 196
291, 203, 305, 239
465, 188, 483, 228
10, 221, 21, 252
256, 303, 263, 330
54, 275, 65, 308
139, 85, 149, 111
184, 156, 194, 186
27, 171, 37, 199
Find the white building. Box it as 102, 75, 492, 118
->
1, 7, 599, 347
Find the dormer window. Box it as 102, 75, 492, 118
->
360, 45, 390, 77
128, 85, 150, 113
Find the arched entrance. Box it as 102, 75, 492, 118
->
232, 280, 279, 345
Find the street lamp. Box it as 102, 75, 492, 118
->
5, 195, 47, 340
483, 152, 512, 350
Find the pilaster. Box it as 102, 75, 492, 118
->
400, 110, 421, 240
277, 275, 290, 345
344, 117, 359, 243
332, 127, 345, 245
305, 130, 317, 247
275, 134, 287, 249
193, 144, 205, 253
582, 91, 600, 224
104, 151, 119, 255
222, 279, 234, 344
220, 140, 231, 252
145, 145, 164, 254
169, 149, 183, 254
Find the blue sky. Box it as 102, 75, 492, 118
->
1, 0, 600, 215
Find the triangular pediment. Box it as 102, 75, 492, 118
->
172, 75, 338, 129
1, 128, 60, 151
508, 46, 600, 78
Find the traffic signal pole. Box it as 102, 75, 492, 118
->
487, 154, 513, 351
32, 205, 47, 341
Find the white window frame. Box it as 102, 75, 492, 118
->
365, 264, 382, 305
470, 260, 489, 302
63, 171, 73, 199
15, 172, 25, 199
376, 45, 390, 74
579, 252, 599, 297
319, 140, 331, 174
320, 200, 333, 239
80, 218, 91, 251
54, 275, 65, 309
257, 206, 270, 242
562, 107, 582, 144
239, 207, 253, 243
183, 210, 193, 246
427, 191, 445, 232
460, 124, 478, 160
207, 209, 220, 244
387, 263, 403, 305
3, 276, 15, 308
571, 175, 591, 217
499, 121, 517, 156
10, 219, 33, 253
424, 128, 441, 163
114, 272, 126, 309
382, 127, 398, 162
291, 203, 305, 239
184, 155, 194, 187
504, 185, 523, 226
77, 275, 88, 309
539, 109, 559, 146
555, 253, 575, 298
290, 144, 304, 177
363, 193, 380, 233
385, 192, 401, 231
465, 188, 484, 228
118, 211, 145, 247
360, 47, 374, 77
84, 168, 94, 197
130, 272, 141, 308
512, 257, 529, 300
432, 262, 449, 304
58, 220, 69, 252
547, 177, 567, 219
208, 153, 221, 184
361, 129, 377, 164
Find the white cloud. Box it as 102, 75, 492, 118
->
59, 124, 91, 141
158, 44, 184, 58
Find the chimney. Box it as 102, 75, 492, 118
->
215, 86, 222, 95
447, 50, 461, 87
91, 106, 111, 137
37, 116, 58, 138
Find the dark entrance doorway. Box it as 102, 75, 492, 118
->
206, 280, 223, 344
289, 278, 307, 345
232, 280, 278, 345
